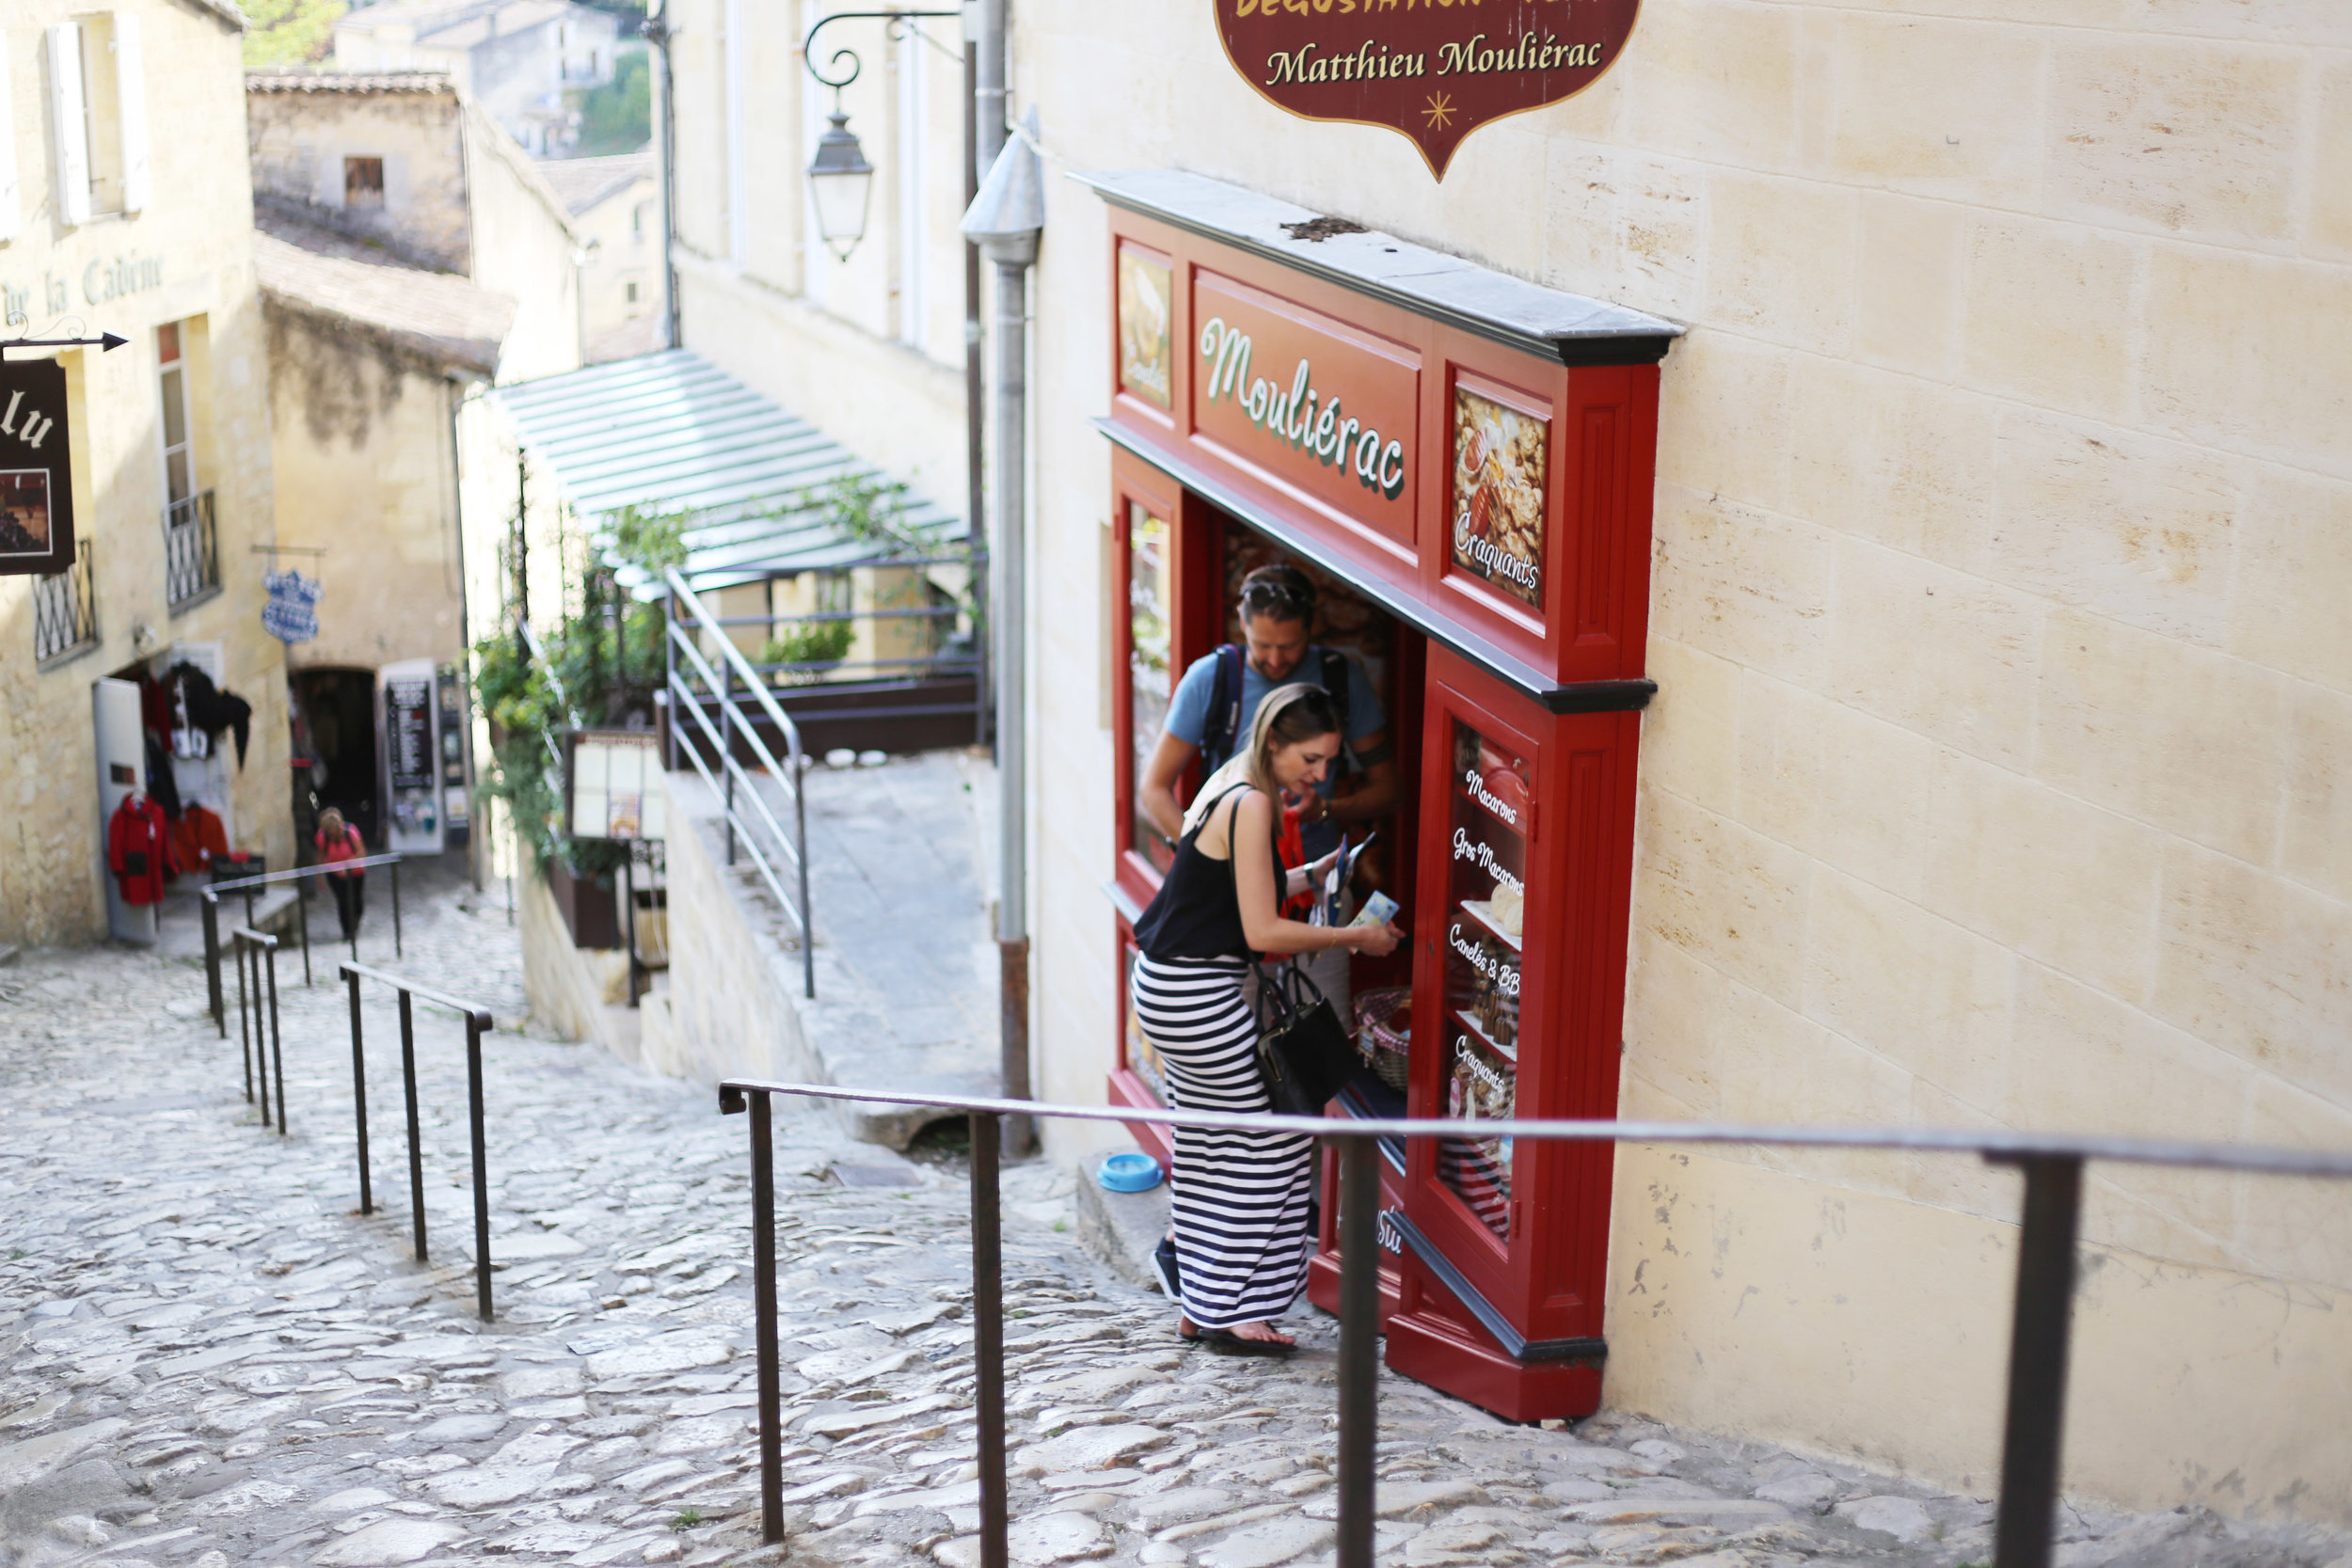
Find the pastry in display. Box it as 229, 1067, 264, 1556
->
1489, 880, 1523, 940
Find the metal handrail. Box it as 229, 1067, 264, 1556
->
341, 961, 502, 1321
201, 854, 404, 1034
664, 568, 815, 998
229, 927, 286, 1135
718, 1079, 2352, 1568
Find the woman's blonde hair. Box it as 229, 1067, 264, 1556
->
1180, 682, 1344, 834
318, 807, 346, 839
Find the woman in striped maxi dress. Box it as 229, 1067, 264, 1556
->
1130, 685, 1404, 1352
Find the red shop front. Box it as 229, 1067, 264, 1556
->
1083, 172, 1677, 1422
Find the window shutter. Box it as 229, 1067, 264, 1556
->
114, 12, 149, 213
47, 23, 88, 228
0, 33, 21, 242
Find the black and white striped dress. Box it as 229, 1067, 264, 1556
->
1130, 787, 1315, 1331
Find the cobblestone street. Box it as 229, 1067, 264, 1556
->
1, 873, 2344, 1568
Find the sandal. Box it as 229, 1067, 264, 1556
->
1184, 1326, 1297, 1357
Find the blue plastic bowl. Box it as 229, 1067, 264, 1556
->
1097, 1152, 1166, 1193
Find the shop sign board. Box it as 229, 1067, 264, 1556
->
1190, 269, 1421, 554
565, 729, 666, 842
1216, 0, 1642, 178
379, 658, 446, 855
0, 358, 74, 577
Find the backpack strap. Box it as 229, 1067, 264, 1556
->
1318, 647, 1354, 777
1199, 643, 1245, 772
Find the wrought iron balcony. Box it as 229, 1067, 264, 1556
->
32, 539, 98, 666
165, 491, 220, 610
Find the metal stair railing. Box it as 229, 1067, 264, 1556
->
201, 855, 405, 1035
716, 1081, 2352, 1568
341, 961, 503, 1322
663, 568, 815, 999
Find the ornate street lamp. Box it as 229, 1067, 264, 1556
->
801, 8, 959, 261
806, 109, 875, 261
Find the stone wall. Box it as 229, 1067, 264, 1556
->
246, 86, 472, 274
1013, 0, 2352, 1525
516, 860, 630, 1048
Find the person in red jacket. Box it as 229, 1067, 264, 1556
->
107, 792, 170, 907
316, 807, 368, 940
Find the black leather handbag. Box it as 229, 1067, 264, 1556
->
1254, 959, 1359, 1117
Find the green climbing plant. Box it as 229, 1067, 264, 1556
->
469, 506, 687, 881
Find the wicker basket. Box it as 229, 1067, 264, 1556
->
1355, 988, 1413, 1093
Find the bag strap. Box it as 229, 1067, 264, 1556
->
1200, 643, 1244, 773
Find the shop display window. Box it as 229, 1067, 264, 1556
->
1438, 719, 1527, 1240
1127, 499, 1173, 873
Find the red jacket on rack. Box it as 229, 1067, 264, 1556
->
107, 793, 170, 907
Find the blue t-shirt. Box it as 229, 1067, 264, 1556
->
1164, 647, 1385, 857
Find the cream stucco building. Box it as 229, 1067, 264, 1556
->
0, 0, 288, 947
1002, 0, 2352, 1530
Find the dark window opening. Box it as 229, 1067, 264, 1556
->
344, 156, 386, 210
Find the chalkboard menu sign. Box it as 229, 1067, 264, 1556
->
378, 657, 445, 854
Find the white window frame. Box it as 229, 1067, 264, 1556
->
47, 23, 89, 226
0, 32, 21, 241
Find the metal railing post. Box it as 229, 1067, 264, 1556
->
466, 1008, 494, 1321
202, 892, 224, 1036
1337, 1135, 1379, 1568
1993, 1155, 2085, 1568
236, 938, 257, 1115
392, 862, 404, 958
971, 1111, 1008, 1568
796, 750, 814, 1000
297, 887, 312, 987
266, 942, 287, 1136
749, 1088, 784, 1544
401, 990, 427, 1261
664, 589, 678, 773
720, 656, 737, 866
347, 967, 373, 1214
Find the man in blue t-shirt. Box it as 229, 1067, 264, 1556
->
1138, 564, 1398, 862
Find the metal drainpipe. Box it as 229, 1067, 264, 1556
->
643, 0, 682, 350
992, 246, 1030, 1156
963, 101, 1041, 1158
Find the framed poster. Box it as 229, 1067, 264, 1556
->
1449, 380, 1549, 612
1117, 245, 1174, 410
0, 359, 75, 577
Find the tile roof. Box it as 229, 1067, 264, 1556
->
536, 151, 654, 217
255, 219, 515, 376
246, 69, 457, 95
488, 349, 966, 593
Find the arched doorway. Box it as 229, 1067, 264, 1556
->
291, 667, 381, 850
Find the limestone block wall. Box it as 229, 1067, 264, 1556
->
651, 769, 815, 1089
0, 0, 288, 946
516, 859, 630, 1046
1012, 0, 2352, 1525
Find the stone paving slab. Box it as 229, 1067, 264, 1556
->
3, 869, 2348, 1568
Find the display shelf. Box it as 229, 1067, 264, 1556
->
1449, 1007, 1519, 1065
1456, 896, 1523, 954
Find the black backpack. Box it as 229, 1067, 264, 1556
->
1199, 643, 1353, 776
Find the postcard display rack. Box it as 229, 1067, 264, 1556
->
1091, 173, 1671, 1421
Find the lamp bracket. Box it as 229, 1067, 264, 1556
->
803, 8, 961, 95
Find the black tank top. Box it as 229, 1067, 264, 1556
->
1133, 784, 1286, 962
